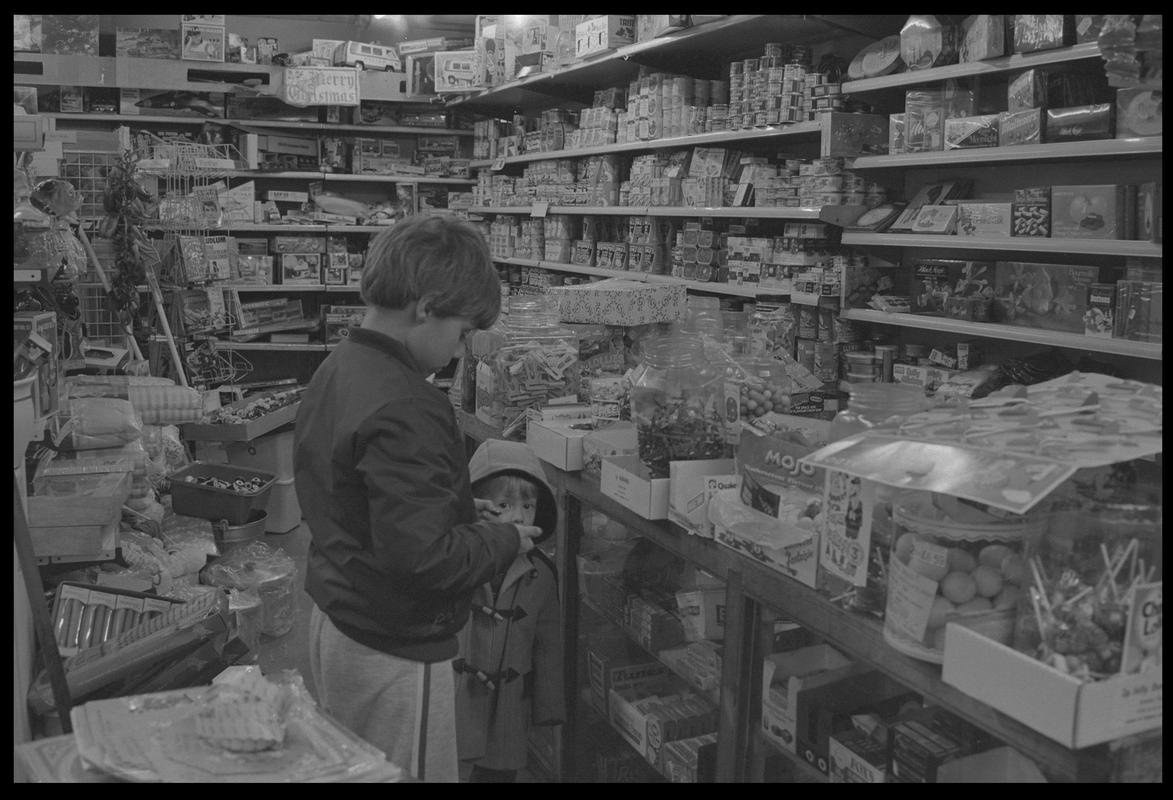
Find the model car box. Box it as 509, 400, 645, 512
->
993, 261, 1101, 332
116, 28, 180, 59
998, 108, 1044, 147
41, 14, 99, 56
829, 728, 890, 783
576, 15, 636, 60
1012, 15, 1074, 53
958, 15, 1006, 63
955, 202, 1012, 238
943, 114, 999, 149
324, 305, 366, 343
1050, 184, 1128, 239
1045, 104, 1114, 143
280, 253, 321, 285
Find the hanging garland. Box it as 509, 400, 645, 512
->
99, 149, 160, 330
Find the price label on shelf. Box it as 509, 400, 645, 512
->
532, 201, 549, 218
491, 157, 506, 171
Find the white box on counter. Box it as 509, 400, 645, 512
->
601, 455, 669, 519
576, 15, 636, 59
708, 489, 818, 588
527, 419, 593, 471
547, 278, 687, 326
942, 624, 1163, 749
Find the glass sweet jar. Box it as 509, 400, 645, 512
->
630, 333, 728, 478
480, 296, 579, 429
883, 491, 1050, 663
1013, 467, 1162, 680
829, 380, 929, 442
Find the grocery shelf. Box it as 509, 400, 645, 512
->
838, 309, 1163, 360
471, 205, 865, 225
37, 112, 471, 137
841, 42, 1103, 94
450, 15, 901, 113
841, 232, 1163, 258
848, 137, 1164, 169
468, 122, 823, 169
493, 257, 775, 298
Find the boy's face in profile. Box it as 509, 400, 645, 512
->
477, 475, 537, 527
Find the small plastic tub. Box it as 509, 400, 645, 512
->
170, 462, 276, 525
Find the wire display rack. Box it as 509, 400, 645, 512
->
59, 151, 119, 221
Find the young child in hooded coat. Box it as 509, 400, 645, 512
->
457, 439, 565, 782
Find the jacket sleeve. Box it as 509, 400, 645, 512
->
356, 395, 519, 598
530, 569, 566, 726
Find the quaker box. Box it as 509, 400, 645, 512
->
667, 459, 737, 537
993, 261, 1100, 332
943, 625, 1162, 748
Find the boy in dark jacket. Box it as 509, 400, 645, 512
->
456, 439, 565, 782
294, 216, 543, 782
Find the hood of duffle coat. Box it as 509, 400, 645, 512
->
468, 438, 558, 544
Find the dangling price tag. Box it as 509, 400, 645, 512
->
491, 157, 507, 171
532, 201, 549, 218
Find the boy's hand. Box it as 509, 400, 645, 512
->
474, 498, 501, 522
514, 525, 542, 554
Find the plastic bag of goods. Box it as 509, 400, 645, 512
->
200, 540, 298, 638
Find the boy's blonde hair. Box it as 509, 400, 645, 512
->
360, 215, 502, 329
471, 473, 539, 505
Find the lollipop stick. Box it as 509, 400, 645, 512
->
1062, 585, 1093, 609
1029, 557, 1052, 612
1030, 587, 1049, 642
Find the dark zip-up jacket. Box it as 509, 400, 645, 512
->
294, 327, 520, 662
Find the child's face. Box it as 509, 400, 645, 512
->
481, 480, 537, 527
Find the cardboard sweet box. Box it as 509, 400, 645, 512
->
548, 279, 687, 326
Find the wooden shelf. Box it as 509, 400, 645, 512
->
39, 112, 470, 137
469, 122, 823, 168
838, 309, 1163, 359
841, 232, 1163, 258
223, 284, 323, 292
849, 137, 1163, 169
841, 42, 1103, 94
